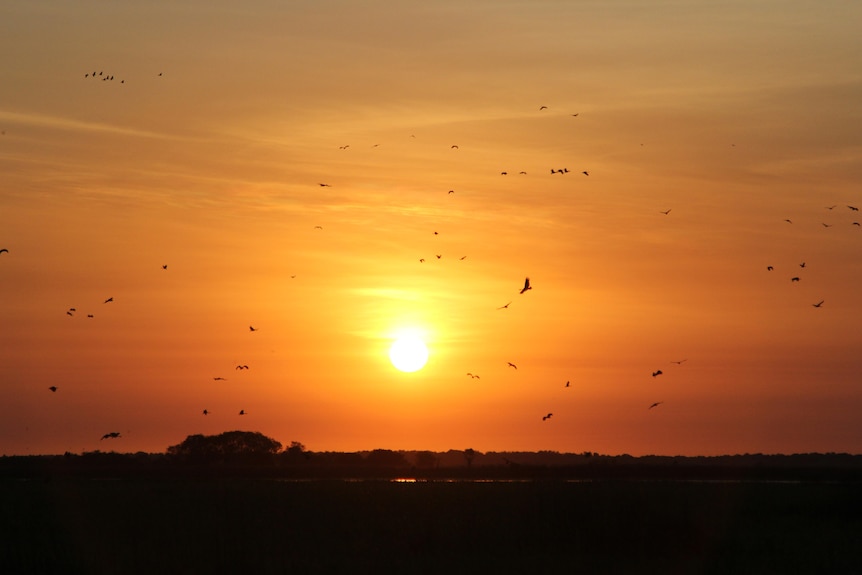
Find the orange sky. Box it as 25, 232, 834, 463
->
2, 0, 861, 456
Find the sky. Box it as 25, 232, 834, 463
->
2, 0, 861, 457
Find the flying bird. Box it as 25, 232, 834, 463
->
767, 266, 773, 271
542, 413, 553, 421
101, 432, 121, 440
791, 277, 800, 282
103, 297, 113, 303
419, 258, 425, 263
519, 277, 532, 294
466, 373, 480, 379
318, 183, 331, 187
784, 219, 793, 224
507, 362, 517, 370
648, 402, 663, 410
539, 106, 548, 110
799, 262, 806, 268
670, 359, 688, 365
565, 381, 570, 388
812, 300, 824, 308
162, 264, 168, 270
652, 370, 663, 377
213, 377, 227, 381
0, 248, 8, 254
660, 209, 671, 215
235, 365, 249, 370
203, 409, 208, 415
849, 205, 859, 211
239, 410, 246, 415
436, 254, 442, 259
48, 386, 57, 392
582, 171, 589, 176
451, 145, 459, 149
87, 314, 94, 318
497, 301, 511, 310
448, 190, 454, 194
249, 326, 257, 332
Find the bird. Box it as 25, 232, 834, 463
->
849, 205, 859, 211
213, 377, 227, 381
0, 248, 8, 254
784, 219, 793, 224
660, 209, 671, 215
519, 171, 527, 175
826, 205, 836, 210
249, 326, 257, 332
539, 106, 548, 110
497, 301, 511, 310
466, 373, 480, 379
767, 266, 774, 271
822, 223, 833, 228
203, 409, 208, 415
66, 311, 73, 316
582, 171, 589, 176
235, 365, 249, 370
419, 258, 425, 263
501, 171, 508, 175
854, 222, 860, 226
542, 413, 553, 421
239, 410, 246, 415
565, 381, 570, 388
812, 300, 824, 308
103, 297, 113, 303
791, 277, 800, 282
451, 145, 459, 149
670, 359, 688, 365
48, 386, 57, 392
799, 262, 806, 268
459, 256, 467, 260
87, 314, 94, 318
101, 432, 121, 440
448, 190, 455, 194
519, 277, 532, 294
652, 370, 663, 377
507, 362, 517, 370
314, 225, 323, 230
319, 183, 331, 187
435, 254, 442, 259
648, 402, 663, 410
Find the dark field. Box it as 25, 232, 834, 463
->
2, 478, 860, 574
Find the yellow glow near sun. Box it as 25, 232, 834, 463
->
388, 331, 429, 373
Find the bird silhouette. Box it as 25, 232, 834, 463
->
539, 106, 548, 110
497, 301, 511, 310
48, 386, 57, 392
799, 262, 806, 268
203, 409, 209, 415
848, 205, 859, 211
104, 297, 113, 303
652, 370, 663, 377
235, 365, 249, 370
162, 264, 168, 270
101, 432, 121, 440
785, 219, 793, 224
249, 326, 257, 332
419, 258, 425, 263
451, 145, 459, 149
239, 410, 246, 415
0, 248, 8, 254
507, 362, 517, 370
660, 209, 671, 215
87, 314, 94, 318
826, 205, 836, 210
822, 223, 832, 228
670, 359, 687, 365
565, 381, 570, 387
542, 413, 553, 421
582, 171, 589, 176
767, 266, 774, 271
466, 373, 480, 379
319, 183, 331, 187
648, 402, 663, 410
213, 377, 227, 381
448, 190, 455, 194
791, 277, 800, 282
436, 254, 442, 259
520, 277, 532, 294
812, 300, 824, 308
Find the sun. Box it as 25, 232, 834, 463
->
388, 333, 429, 373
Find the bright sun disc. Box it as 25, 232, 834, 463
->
389, 334, 429, 372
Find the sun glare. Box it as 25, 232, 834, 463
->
388, 332, 429, 373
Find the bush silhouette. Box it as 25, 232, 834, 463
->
167, 431, 282, 465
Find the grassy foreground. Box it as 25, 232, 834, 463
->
2, 478, 860, 574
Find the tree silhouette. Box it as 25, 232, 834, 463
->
167, 431, 282, 464
414, 450, 438, 469
464, 448, 476, 469
365, 449, 408, 467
